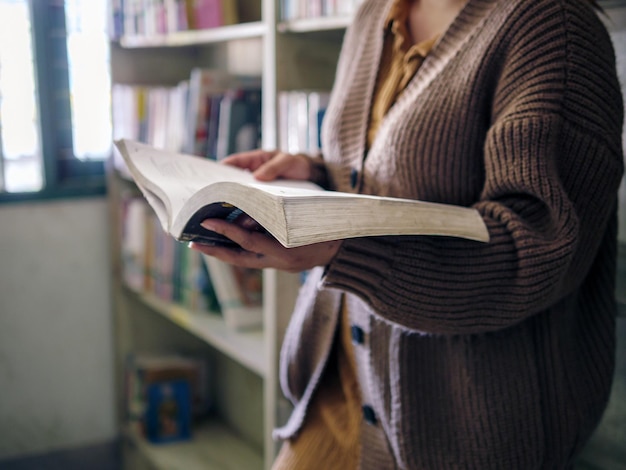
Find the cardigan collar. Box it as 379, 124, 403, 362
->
330, 0, 504, 170
388, 0, 503, 114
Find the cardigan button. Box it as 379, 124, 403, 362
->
350, 168, 358, 188
362, 405, 377, 425
351, 325, 365, 345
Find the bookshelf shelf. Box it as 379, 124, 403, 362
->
131, 288, 267, 377
120, 21, 267, 48
124, 421, 263, 470
277, 15, 351, 33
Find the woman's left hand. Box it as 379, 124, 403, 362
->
189, 218, 341, 273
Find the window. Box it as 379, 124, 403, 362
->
0, 0, 111, 201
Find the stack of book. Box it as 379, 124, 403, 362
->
112, 68, 262, 171
120, 192, 264, 330
119, 194, 221, 313
184, 69, 262, 160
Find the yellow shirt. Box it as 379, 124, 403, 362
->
367, 0, 438, 149
272, 2, 437, 468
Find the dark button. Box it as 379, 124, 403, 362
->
362, 405, 377, 425
350, 168, 358, 188
351, 325, 365, 345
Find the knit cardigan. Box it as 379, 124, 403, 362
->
274, 0, 624, 468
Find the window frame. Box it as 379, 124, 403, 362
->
0, 0, 107, 204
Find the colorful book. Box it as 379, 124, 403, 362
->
202, 255, 263, 330
215, 87, 262, 160
144, 380, 192, 443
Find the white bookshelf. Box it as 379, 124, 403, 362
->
107, 1, 350, 469
120, 21, 267, 48
131, 288, 267, 377
277, 15, 352, 33
108, 2, 626, 469
124, 421, 263, 470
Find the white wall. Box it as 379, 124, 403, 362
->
0, 197, 116, 460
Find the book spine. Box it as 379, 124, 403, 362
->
278, 92, 290, 152
193, 0, 222, 29
121, 196, 149, 291
206, 93, 224, 160
277, 89, 329, 154
220, 0, 238, 25
108, 0, 125, 39
214, 87, 262, 159
307, 91, 330, 154
202, 256, 263, 330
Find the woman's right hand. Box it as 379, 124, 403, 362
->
221, 150, 313, 182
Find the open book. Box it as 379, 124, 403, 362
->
114, 139, 490, 248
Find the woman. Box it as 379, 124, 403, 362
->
192, 0, 624, 467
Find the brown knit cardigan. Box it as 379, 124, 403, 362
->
274, 0, 624, 468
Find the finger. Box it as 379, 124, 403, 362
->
233, 213, 264, 232
200, 219, 275, 255
189, 242, 268, 269
222, 150, 275, 172
254, 152, 310, 181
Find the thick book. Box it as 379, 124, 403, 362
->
114, 139, 490, 249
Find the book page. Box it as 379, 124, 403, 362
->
119, 140, 322, 219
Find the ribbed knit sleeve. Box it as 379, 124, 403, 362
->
321, 0, 624, 335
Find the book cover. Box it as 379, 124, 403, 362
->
192, 0, 222, 29
144, 380, 192, 443
125, 354, 211, 426
202, 255, 263, 330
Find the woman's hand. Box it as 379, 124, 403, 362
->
191, 149, 341, 271
222, 149, 313, 181
190, 218, 341, 273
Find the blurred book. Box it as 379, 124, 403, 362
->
185, 68, 260, 158
215, 87, 262, 160
190, 0, 238, 29
278, 90, 329, 155
202, 256, 263, 330
144, 380, 192, 444
125, 353, 211, 438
